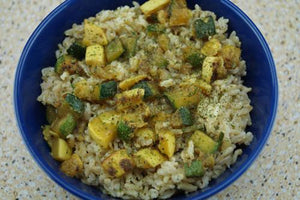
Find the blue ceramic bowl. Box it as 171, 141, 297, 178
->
14, 0, 278, 199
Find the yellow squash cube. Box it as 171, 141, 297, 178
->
140, 0, 170, 16
194, 79, 212, 96
102, 150, 134, 177
60, 154, 83, 177
86, 45, 105, 67
74, 80, 93, 101
119, 75, 148, 90
116, 88, 145, 110
201, 57, 215, 83
83, 20, 108, 46
169, 8, 192, 27
158, 130, 176, 158
134, 148, 166, 169
51, 138, 72, 161
190, 130, 218, 154
219, 45, 241, 69
201, 39, 222, 56
88, 114, 118, 148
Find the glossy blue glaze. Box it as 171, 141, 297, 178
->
14, 0, 278, 199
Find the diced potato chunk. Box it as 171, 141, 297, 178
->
219, 45, 241, 69
169, 8, 192, 26
51, 138, 72, 161
60, 154, 83, 177
140, 0, 170, 16
158, 130, 176, 158
88, 113, 119, 148
116, 88, 145, 110
83, 20, 108, 46
134, 148, 166, 169
86, 45, 105, 67
119, 75, 148, 90
201, 39, 222, 56
102, 150, 134, 177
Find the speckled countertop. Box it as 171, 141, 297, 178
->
0, 0, 299, 199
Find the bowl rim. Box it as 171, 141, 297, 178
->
14, 0, 278, 199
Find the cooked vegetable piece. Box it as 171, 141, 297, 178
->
116, 88, 145, 110
46, 105, 57, 124
168, 0, 187, 16
88, 113, 118, 148
98, 110, 120, 125
157, 10, 168, 24
122, 113, 147, 129
85, 44, 105, 67
169, 8, 192, 26
102, 150, 134, 178
182, 124, 205, 134
132, 81, 159, 100
119, 75, 147, 90
184, 160, 204, 177
51, 138, 72, 161
194, 16, 216, 39
74, 80, 92, 101
99, 81, 117, 99
67, 42, 86, 60
65, 93, 84, 114
221, 138, 232, 151
134, 148, 166, 169
140, 0, 170, 16
146, 24, 166, 34
82, 20, 108, 46
194, 79, 212, 96
60, 154, 83, 177
165, 86, 201, 109
121, 35, 138, 58
178, 107, 193, 126
157, 34, 169, 51
51, 114, 77, 137
135, 128, 156, 146
190, 130, 218, 154
42, 125, 59, 148
186, 53, 205, 68
202, 56, 225, 83
55, 55, 78, 75
215, 132, 224, 151
117, 121, 134, 142
158, 130, 176, 158
105, 38, 124, 63
203, 155, 215, 168
152, 53, 169, 68
201, 39, 222, 56
219, 45, 241, 69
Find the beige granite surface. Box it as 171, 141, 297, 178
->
0, 0, 299, 199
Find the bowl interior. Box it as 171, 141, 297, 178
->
14, 0, 277, 199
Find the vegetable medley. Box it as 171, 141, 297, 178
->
41, 0, 242, 181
